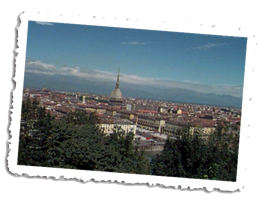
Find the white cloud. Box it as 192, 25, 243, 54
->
121, 41, 147, 45
25, 60, 242, 98
192, 42, 227, 50
182, 80, 201, 84
35, 21, 54, 26
27, 61, 56, 70
26, 60, 56, 75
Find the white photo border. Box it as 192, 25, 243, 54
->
8, 11, 255, 192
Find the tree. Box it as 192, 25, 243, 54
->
65, 110, 99, 126
206, 122, 239, 181
151, 125, 239, 181
18, 97, 150, 175
18, 98, 54, 166
151, 130, 208, 178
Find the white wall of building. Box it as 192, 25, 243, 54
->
99, 123, 136, 135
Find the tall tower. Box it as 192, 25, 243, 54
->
115, 68, 120, 89
110, 68, 123, 105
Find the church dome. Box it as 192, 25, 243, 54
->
110, 88, 122, 99
110, 69, 123, 105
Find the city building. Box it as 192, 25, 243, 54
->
110, 69, 123, 105
126, 104, 132, 111
22, 88, 240, 141
137, 116, 165, 133
98, 118, 136, 135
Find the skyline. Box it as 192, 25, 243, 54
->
24, 20, 247, 106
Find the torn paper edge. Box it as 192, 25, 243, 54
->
7, 11, 257, 192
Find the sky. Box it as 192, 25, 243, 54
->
25, 21, 247, 99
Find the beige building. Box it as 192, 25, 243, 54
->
98, 118, 136, 135
137, 116, 165, 133
110, 69, 123, 105
163, 123, 182, 134
85, 106, 106, 114
162, 122, 215, 137
177, 109, 182, 115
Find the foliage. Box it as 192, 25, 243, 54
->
65, 109, 99, 125
151, 124, 239, 181
18, 97, 239, 181
18, 97, 150, 174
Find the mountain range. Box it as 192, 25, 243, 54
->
23, 72, 242, 108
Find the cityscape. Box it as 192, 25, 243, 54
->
17, 21, 246, 181
22, 69, 241, 152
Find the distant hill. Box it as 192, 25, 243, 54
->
24, 72, 242, 108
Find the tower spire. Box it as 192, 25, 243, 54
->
110, 67, 123, 105
115, 67, 120, 88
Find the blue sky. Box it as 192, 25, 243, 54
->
25, 21, 247, 98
